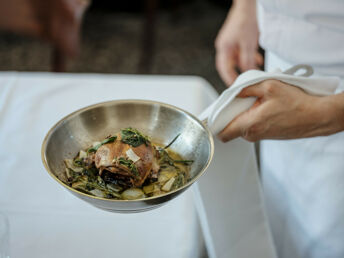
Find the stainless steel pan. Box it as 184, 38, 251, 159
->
41, 100, 214, 213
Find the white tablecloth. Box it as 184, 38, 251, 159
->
0, 72, 276, 258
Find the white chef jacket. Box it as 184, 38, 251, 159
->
258, 0, 344, 77
257, 1, 344, 258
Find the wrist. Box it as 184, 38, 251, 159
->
232, 0, 256, 12
317, 93, 344, 134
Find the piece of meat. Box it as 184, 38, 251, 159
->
95, 138, 130, 168
101, 170, 134, 188
94, 134, 160, 187
83, 153, 95, 168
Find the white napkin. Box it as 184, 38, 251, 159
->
199, 65, 340, 135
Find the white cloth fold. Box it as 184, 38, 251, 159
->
199, 66, 340, 135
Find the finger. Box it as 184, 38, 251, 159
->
216, 49, 238, 86
225, 51, 240, 84
239, 44, 256, 71
237, 83, 265, 98
217, 113, 247, 142
216, 48, 239, 86
255, 51, 264, 67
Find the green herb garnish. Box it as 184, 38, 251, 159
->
120, 128, 150, 147
158, 148, 194, 167
85, 177, 121, 198
87, 136, 117, 153
172, 173, 185, 190
157, 148, 176, 167
73, 158, 84, 167
83, 166, 99, 181
164, 133, 181, 149
174, 160, 194, 165
118, 157, 140, 177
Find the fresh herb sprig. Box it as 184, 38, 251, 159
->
158, 148, 194, 167
174, 160, 194, 165
157, 148, 175, 166
87, 136, 117, 153
164, 133, 181, 149
117, 157, 140, 177
121, 128, 150, 147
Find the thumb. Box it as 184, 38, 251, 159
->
217, 110, 251, 142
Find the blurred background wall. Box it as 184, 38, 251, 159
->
0, 0, 231, 93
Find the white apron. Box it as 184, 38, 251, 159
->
257, 1, 344, 258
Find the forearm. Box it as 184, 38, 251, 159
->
232, 0, 256, 12
229, 0, 257, 27
318, 93, 344, 135
222, 0, 257, 29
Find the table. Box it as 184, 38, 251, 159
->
0, 72, 276, 258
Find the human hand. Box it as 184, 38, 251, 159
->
215, 1, 263, 86
218, 80, 343, 142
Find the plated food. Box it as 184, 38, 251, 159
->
64, 128, 193, 200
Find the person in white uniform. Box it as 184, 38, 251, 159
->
215, 0, 344, 257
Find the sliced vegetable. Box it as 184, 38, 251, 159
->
162, 177, 176, 192
143, 184, 159, 194
121, 188, 145, 200
152, 191, 165, 196
65, 168, 83, 182
126, 148, 140, 163
158, 173, 169, 183
65, 168, 72, 179
64, 159, 83, 172
90, 189, 105, 198
84, 177, 121, 198
106, 183, 122, 193
72, 181, 86, 189
71, 176, 88, 189
79, 150, 87, 159
172, 173, 185, 190
158, 171, 177, 183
